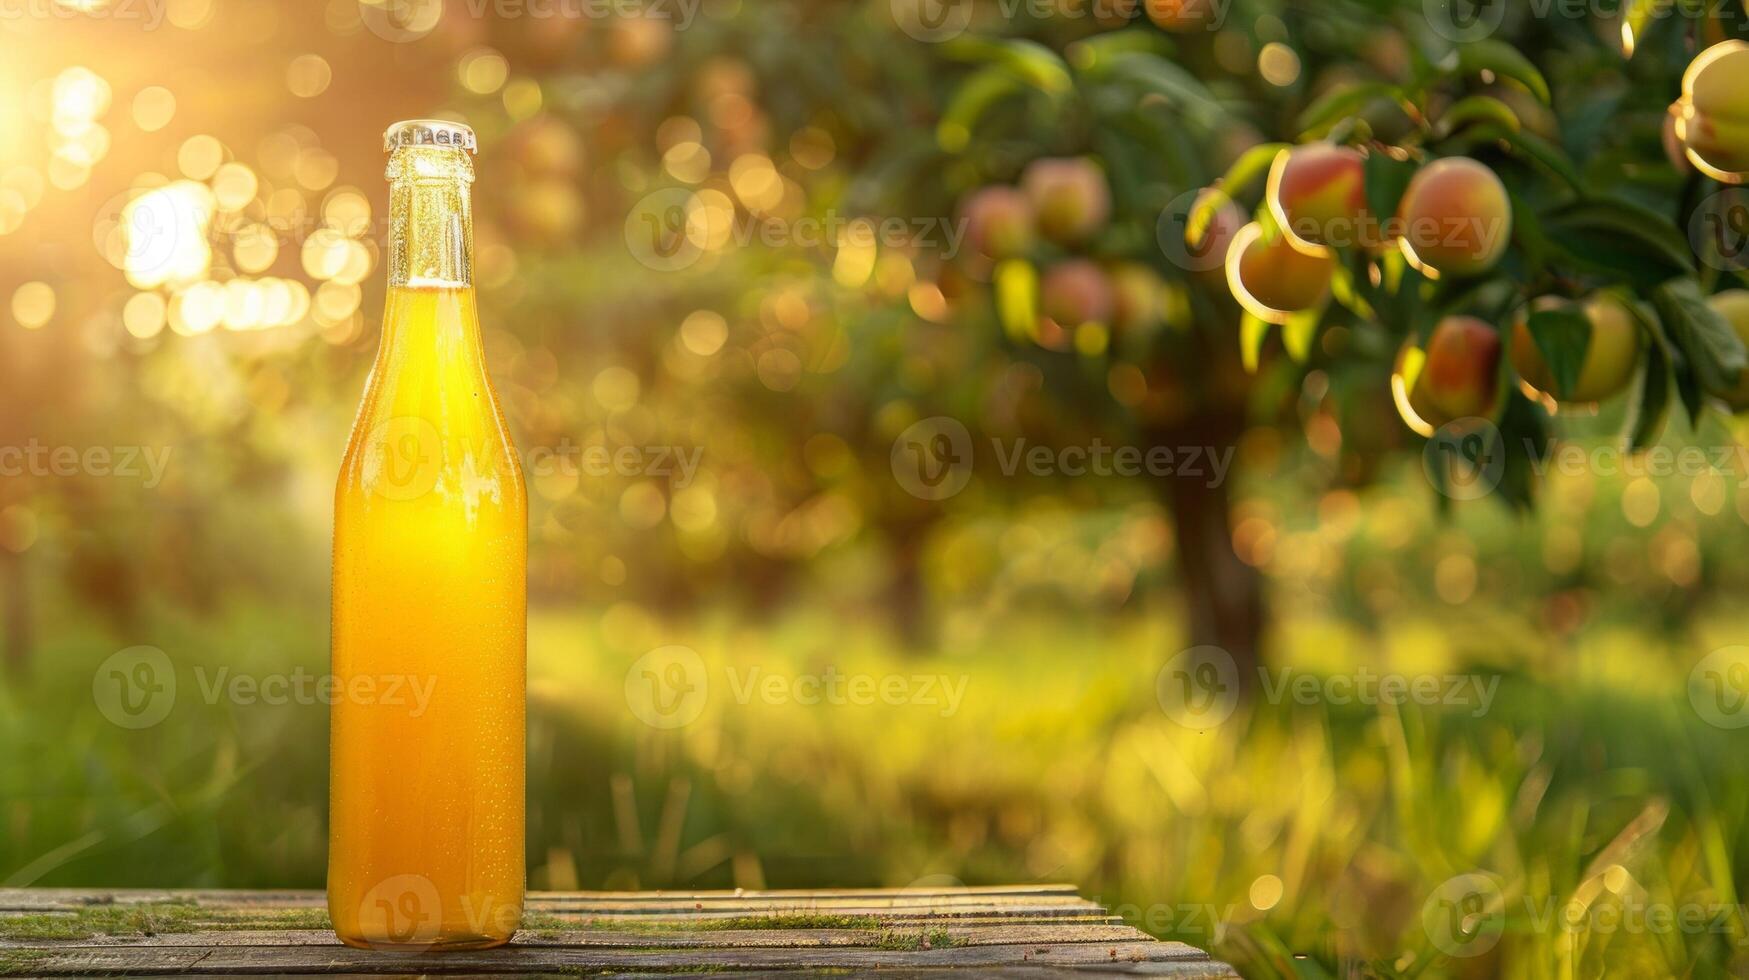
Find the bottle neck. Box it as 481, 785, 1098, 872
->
386, 146, 475, 289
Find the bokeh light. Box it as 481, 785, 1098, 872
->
11, 281, 55, 329
286, 54, 332, 98
132, 86, 176, 131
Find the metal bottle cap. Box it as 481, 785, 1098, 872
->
383, 119, 478, 154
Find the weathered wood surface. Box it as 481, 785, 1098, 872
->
0, 886, 1240, 976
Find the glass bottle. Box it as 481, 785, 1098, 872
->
328, 119, 525, 951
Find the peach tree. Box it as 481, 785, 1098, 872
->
506, 2, 1749, 669
930, 2, 1749, 674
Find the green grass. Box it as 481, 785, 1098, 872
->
4, 598, 1749, 977
872, 927, 955, 950
516, 910, 578, 934
0, 903, 331, 941
0, 902, 201, 941
0, 949, 50, 977
698, 914, 883, 931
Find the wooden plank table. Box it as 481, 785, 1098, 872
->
0, 886, 1239, 976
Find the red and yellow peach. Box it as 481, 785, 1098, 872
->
959, 186, 1036, 261
1393, 316, 1504, 432
1021, 157, 1111, 245
1224, 222, 1334, 322
1395, 157, 1512, 279
1423, 316, 1504, 419
1041, 259, 1115, 330
1268, 143, 1378, 251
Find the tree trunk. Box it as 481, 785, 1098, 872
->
886, 517, 933, 650
1149, 410, 1263, 691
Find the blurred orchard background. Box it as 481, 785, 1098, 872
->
7, 0, 1749, 975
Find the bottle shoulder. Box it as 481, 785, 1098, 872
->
336, 355, 525, 512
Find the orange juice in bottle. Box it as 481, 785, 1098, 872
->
328, 119, 525, 950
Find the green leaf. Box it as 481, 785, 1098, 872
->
1494, 391, 1551, 510
1632, 297, 1704, 426
1330, 255, 1376, 320
1240, 313, 1271, 373
940, 37, 1072, 95
1371, 248, 1435, 344
1323, 115, 1374, 147
936, 65, 1026, 153
1454, 40, 1550, 104
1282, 308, 1319, 362
1182, 143, 1285, 254
1216, 142, 1290, 198
1542, 198, 1694, 287
1363, 152, 1416, 228
1506, 190, 1551, 276
1295, 82, 1399, 136
1652, 276, 1747, 397
1675, 360, 1704, 426
1435, 95, 1522, 139
1441, 124, 1581, 190
1064, 27, 1174, 71
1103, 52, 1225, 127
1623, 336, 1671, 451
1622, 0, 1674, 57
1524, 306, 1591, 400
1495, 129, 1583, 190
